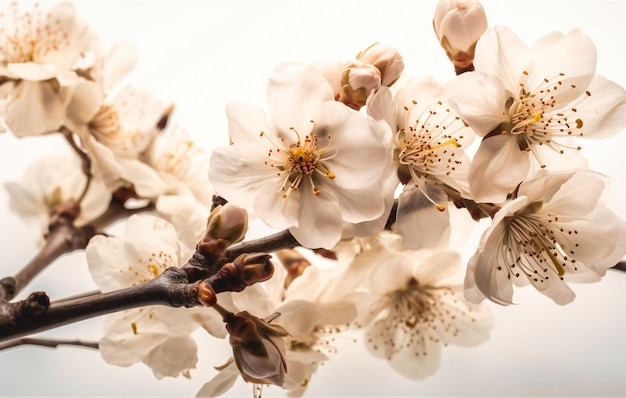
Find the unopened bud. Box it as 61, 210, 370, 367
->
234, 253, 274, 286
357, 42, 404, 86
205, 253, 275, 293
275, 249, 311, 289
204, 203, 248, 246
338, 59, 381, 110
223, 310, 288, 386
433, 0, 487, 72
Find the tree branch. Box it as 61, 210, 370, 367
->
0, 337, 98, 351
224, 229, 298, 263
0, 219, 94, 302
0, 267, 201, 343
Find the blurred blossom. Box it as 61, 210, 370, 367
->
433, 0, 487, 70
0, 1, 99, 137
465, 170, 626, 306
198, 251, 357, 397
340, 233, 492, 380
209, 63, 391, 249
146, 126, 215, 206
446, 26, 626, 203
4, 152, 110, 234
85, 215, 225, 379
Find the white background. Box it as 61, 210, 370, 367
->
1, 0, 626, 397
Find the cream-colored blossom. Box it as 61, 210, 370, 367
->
465, 170, 626, 305
0, 2, 98, 137
86, 215, 225, 379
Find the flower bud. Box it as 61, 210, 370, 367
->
224, 311, 288, 386
433, 0, 487, 71
338, 59, 381, 110
357, 42, 404, 86
205, 253, 275, 293
275, 249, 311, 289
203, 203, 248, 246
234, 253, 275, 286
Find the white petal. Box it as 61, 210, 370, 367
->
571, 75, 626, 139
288, 184, 343, 249
445, 72, 509, 136
103, 43, 137, 92
267, 64, 333, 135
7, 62, 64, 81
196, 363, 239, 398
5, 81, 64, 137
143, 336, 198, 379
389, 335, 442, 380
312, 101, 389, 190
209, 145, 274, 210
469, 134, 530, 203
527, 29, 596, 100
253, 179, 301, 230
473, 26, 533, 94
395, 184, 451, 250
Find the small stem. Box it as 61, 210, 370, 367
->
88, 198, 155, 232
0, 220, 94, 302
224, 229, 298, 262
0, 337, 99, 351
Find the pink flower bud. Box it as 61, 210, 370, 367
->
338, 59, 381, 110
433, 0, 487, 70
357, 42, 404, 86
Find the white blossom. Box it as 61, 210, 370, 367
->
368, 78, 474, 249
0, 2, 98, 137
341, 233, 492, 380
86, 215, 225, 379
4, 152, 110, 233
209, 63, 391, 249
446, 26, 626, 203
464, 170, 626, 305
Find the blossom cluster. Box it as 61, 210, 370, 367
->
1, 1, 625, 397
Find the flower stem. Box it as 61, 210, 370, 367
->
224, 229, 298, 262
0, 337, 99, 351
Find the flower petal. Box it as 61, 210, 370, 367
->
469, 134, 530, 203
267, 64, 333, 135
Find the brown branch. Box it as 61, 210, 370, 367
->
0, 337, 98, 351
611, 261, 626, 272
0, 267, 201, 343
224, 229, 298, 263
0, 218, 95, 302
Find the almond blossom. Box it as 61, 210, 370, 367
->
0, 1, 98, 137
86, 215, 225, 379
4, 152, 110, 233
209, 63, 391, 249
446, 26, 626, 203
340, 233, 492, 380
464, 170, 626, 305
367, 78, 474, 249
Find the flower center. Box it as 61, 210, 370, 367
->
367, 277, 475, 360
261, 125, 336, 198
396, 100, 467, 210
498, 204, 580, 283
89, 105, 123, 138
504, 70, 589, 166
0, 3, 71, 64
